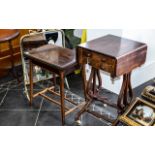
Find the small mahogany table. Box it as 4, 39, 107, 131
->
0, 29, 20, 80
24, 44, 84, 125
76, 34, 147, 123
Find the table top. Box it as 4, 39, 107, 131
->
24, 44, 76, 70
78, 34, 147, 59
77, 34, 147, 77
0, 29, 20, 42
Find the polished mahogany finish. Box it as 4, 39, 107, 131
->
0, 29, 19, 42
24, 44, 81, 125
77, 34, 147, 77
24, 44, 77, 70
0, 29, 20, 80
0, 29, 29, 78
76, 34, 147, 124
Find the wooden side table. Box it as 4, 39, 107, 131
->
0, 29, 20, 80
76, 34, 147, 124
24, 44, 84, 125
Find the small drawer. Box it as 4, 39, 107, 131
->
100, 57, 115, 72
100, 63, 113, 71
78, 48, 115, 74
91, 53, 115, 72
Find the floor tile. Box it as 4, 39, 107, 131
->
0, 70, 154, 126
0, 110, 38, 126
0, 89, 42, 110
36, 110, 62, 126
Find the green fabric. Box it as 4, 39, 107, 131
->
63, 29, 81, 49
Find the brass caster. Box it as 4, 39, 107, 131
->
75, 120, 82, 126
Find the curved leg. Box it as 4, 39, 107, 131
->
92, 69, 97, 94
123, 73, 134, 107
96, 69, 102, 90
117, 72, 134, 113
86, 68, 95, 96
87, 68, 107, 101
123, 74, 129, 107
75, 67, 108, 123
81, 64, 87, 100
117, 74, 128, 112
75, 67, 95, 123
128, 73, 133, 99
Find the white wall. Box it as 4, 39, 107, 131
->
87, 29, 155, 94
87, 29, 122, 40
122, 30, 155, 90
